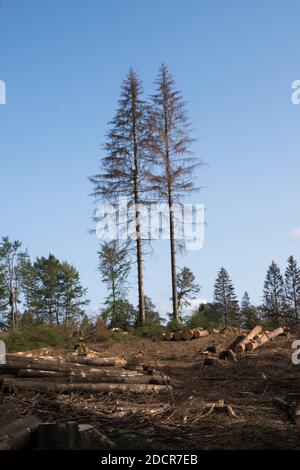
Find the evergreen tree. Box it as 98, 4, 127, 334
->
240, 291, 259, 329
90, 69, 151, 325
32, 254, 62, 323
149, 64, 200, 322
176, 266, 200, 313
59, 261, 89, 326
31, 254, 88, 325
98, 240, 131, 327
284, 255, 300, 324
263, 261, 286, 326
214, 267, 239, 325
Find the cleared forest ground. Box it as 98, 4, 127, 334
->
1, 329, 300, 450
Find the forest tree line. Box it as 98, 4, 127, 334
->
0, 235, 299, 332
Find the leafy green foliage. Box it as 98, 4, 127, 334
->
30, 254, 89, 326
101, 299, 137, 330
185, 303, 221, 330
1, 324, 76, 352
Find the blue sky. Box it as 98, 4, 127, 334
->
0, 0, 300, 316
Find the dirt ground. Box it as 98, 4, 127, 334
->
2, 329, 300, 450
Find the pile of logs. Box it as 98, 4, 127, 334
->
0, 352, 171, 395
164, 328, 210, 341
234, 326, 285, 354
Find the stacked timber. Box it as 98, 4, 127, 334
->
164, 328, 210, 341
0, 353, 171, 395
245, 327, 284, 352
234, 325, 284, 354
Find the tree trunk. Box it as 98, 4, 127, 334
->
246, 327, 284, 351
193, 329, 209, 338
66, 356, 127, 367
182, 329, 194, 341
0, 415, 41, 450
132, 85, 145, 326
16, 370, 169, 385
173, 331, 183, 341
136, 236, 145, 325
164, 332, 174, 341
235, 325, 262, 353
3, 378, 169, 394
169, 203, 179, 322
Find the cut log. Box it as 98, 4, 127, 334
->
193, 329, 209, 338
17, 369, 66, 378
0, 415, 41, 450
3, 378, 170, 394
181, 329, 194, 341
66, 356, 127, 368
173, 331, 183, 341
6, 353, 127, 367
16, 369, 170, 385
1, 359, 86, 373
0, 359, 132, 374
246, 327, 284, 352
245, 333, 267, 351
265, 327, 285, 340
164, 332, 174, 341
235, 325, 262, 353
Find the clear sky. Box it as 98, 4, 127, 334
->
1, 0, 300, 316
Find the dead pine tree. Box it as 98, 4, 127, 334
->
149, 64, 200, 322
90, 69, 151, 325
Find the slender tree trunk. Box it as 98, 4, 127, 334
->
165, 140, 179, 322
164, 111, 179, 322
132, 86, 145, 325
112, 279, 116, 327
169, 199, 179, 322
